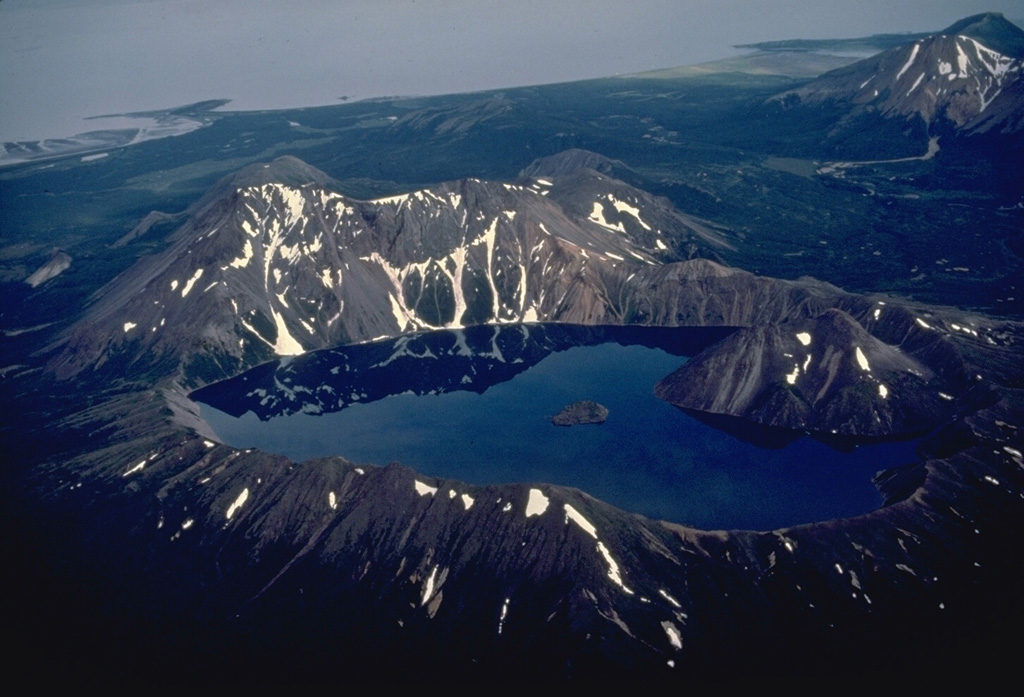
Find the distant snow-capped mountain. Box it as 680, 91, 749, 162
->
775, 13, 1024, 137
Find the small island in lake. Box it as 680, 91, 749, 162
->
551, 400, 609, 426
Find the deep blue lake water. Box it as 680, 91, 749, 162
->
196, 325, 921, 530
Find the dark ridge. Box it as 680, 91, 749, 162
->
220, 155, 339, 191
517, 149, 630, 179
737, 13, 1024, 59
941, 12, 1024, 57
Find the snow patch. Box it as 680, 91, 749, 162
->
371, 193, 410, 206
855, 346, 871, 372
461, 493, 475, 511
329, 491, 337, 510
475, 218, 503, 322
587, 202, 626, 233
659, 589, 682, 608
180, 268, 204, 298
956, 40, 969, 78
662, 621, 683, 650
122, 459, 147, 477
965, 37, 1013, 78
879, 383, 888, 399
907, 72, 925, 96
610, 197, 651, 230
896, 42, 920, 81
271, 307, 304, 356
796, 332, 811, 346
230, 239, 254, 269
498, 597, 510, 634
563, 504, 598, 538
596, 541, 633, 594
414, 480, 438, 497
225, 487, 249, 520
525, 488, 549, 517
123, 322, 137, 333
421, 565, 438, 606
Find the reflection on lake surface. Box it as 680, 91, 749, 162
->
194, 324, 921, 530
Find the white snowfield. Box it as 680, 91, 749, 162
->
525, 488, 549, 517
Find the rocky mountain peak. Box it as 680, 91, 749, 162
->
774, 15, 1024, 138
232, 155, 336, 188
47, 157, 734, 387
654, 307, 955, 437
518, 149, 629, 179
941, 12, 1024, 57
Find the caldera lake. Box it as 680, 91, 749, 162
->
193, 324, 923, 531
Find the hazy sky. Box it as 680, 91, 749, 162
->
1, 0, 1021, 142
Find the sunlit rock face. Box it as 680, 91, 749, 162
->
48, 156, 734, 388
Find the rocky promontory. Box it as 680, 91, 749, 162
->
654, 308, 957, 437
